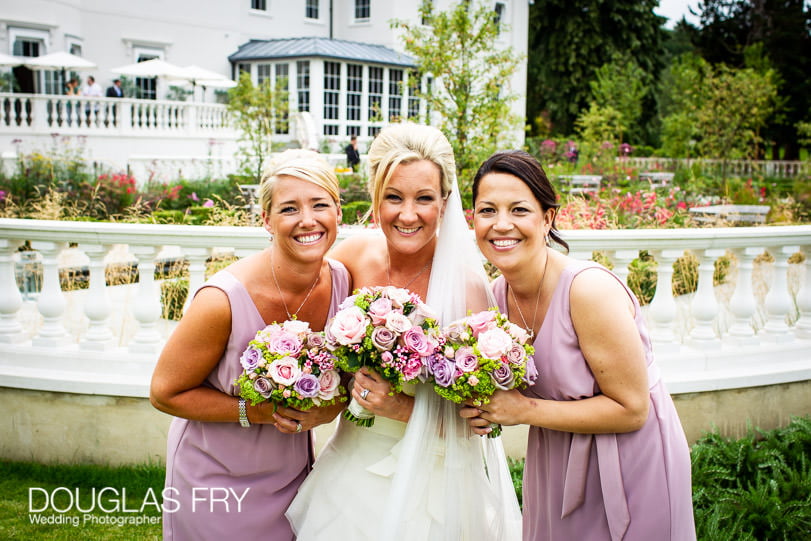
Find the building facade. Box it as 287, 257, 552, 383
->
1, 0, 527, 159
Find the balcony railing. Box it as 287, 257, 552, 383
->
0, 92, 232, 136
0, 219, 809, 399
626, 156, 810, 178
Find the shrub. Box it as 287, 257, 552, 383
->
342, 200, 371, 225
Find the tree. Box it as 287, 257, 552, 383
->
589, 52, 649, 143
392, 0, 522, 193
526, 0, 665, 137
227, 72, 288, 181
694, 0, 811, 159
658, 53, 712, 157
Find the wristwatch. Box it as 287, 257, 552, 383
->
238, 397, 251, 427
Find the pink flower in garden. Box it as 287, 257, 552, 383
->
203, 199, 214, 208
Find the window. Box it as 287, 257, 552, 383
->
68, 43, 82, 57
388, 69, 403, 121
323, 124, 339, 136
425, 76, 433, 119
296, 61, 310, 112
237, 63, 251, 77
275, 63, 289, 134
407, 71, 421, 120
346, 64, 362, 122
256, 63, 272, 86
347, 125, 361, 137
323, 61, 340, 121
306, 0, 319, 19
251, 0, 267, 11
368, 67, 383, 121
494, 3, 506, 33
354, 0, 370, 21
135, 53, 159, 100
368, 126, 381, 137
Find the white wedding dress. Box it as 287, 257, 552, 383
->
286, 180, 522, 541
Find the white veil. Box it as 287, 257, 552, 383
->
380, 177, 523, 540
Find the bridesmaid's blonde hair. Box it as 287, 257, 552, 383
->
258, 149, 340, 215
366, 123, 456, 216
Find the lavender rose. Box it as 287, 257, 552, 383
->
426, 354, 447, 376
454, 346, 479, 372
505, 343, 526, 364
240, 346, 263, 371
371, 326, 397, 351
523, 359, 539, 385
490, 363, 515, 390
294, 373, 320, 398
253, 376, 275, 398
432, 358, 457, 388
307, 332, 326, 349
268, 331, 303, 357
317, 369, 341, 399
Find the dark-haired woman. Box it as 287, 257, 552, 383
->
461, 150, 695, 540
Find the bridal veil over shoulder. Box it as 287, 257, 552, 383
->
287, 178, 522, 540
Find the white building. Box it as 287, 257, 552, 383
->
0, 0, 528, 172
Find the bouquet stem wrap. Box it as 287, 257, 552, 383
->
344, 398, 376, 427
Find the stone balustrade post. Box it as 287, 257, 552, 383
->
726, 247, 762, 345
762, 246, 799, 342
649, 249, 682, 349
79, 243, 116, 350
795, 245, 811, 339
688, 248, 727, 347
30, 241, 68, 346
184, 247, 212, 313
0, 239, 25, 343
609, 250, 638, 287
129, 245, 163, 354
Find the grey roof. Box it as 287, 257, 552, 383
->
228, 37, 415, 68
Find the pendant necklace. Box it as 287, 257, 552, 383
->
270, 252, 320, 320
386, 253, 432, 290
509, 248, 550, 339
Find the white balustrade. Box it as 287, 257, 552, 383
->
0, 219, 808, 397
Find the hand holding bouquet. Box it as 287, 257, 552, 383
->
430, 309, 538, 437
327, 286, 442, 427
235, 320, 346, 411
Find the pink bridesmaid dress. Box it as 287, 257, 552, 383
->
493, 260, 695, 541
163, 260, 349, 541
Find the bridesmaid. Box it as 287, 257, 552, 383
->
461, 150, 696, 540
150, 149, 350, 540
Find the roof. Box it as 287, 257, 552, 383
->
228, 37, 415, 68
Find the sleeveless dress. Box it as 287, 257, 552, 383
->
493, 260, 696, 541
163, 259, 350, 541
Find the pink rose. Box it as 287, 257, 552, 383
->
382, 286, 412, 308
402, 356, 423, 381
506, 322, 531, 345
402, 327, 434, 356
477, 328, 513, 359
368, 297, 393, 325
338, 294, 359, 310
318, 370, 341, 399
268, 356, 302, 386
454, 346, 479, 372
384, 311, 412, 334
329, 306, 370, 345
466, 310, 497, 337
283, 319, 311, 337
468, 374, 479, 386
256, 323, 283, 343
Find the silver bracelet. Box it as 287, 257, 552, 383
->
238, 397, 251, 428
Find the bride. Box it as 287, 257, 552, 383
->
286, 124, 521, 540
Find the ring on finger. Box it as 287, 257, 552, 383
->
295, 422, 302, 433
360, 388, 370, 400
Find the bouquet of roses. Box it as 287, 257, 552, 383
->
429, 308, 538, 438
327, 286, 442, 427
234, 319, 346, 410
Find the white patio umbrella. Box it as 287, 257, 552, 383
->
110, 58, 188, 79
24, 51, 96, 71
0, 52, 23, 67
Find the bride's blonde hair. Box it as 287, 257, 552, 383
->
366, 123, 456, 216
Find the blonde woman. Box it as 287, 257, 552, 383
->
287, 124, 521, 540
151, 150, 350, 540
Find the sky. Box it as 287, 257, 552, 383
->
654, 0, 701, 29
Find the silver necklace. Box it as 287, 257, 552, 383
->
386, 253, 432, 290
509, 248, 550, 339
270, 252, 320, 320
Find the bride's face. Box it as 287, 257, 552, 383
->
377, 159, 444, 257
